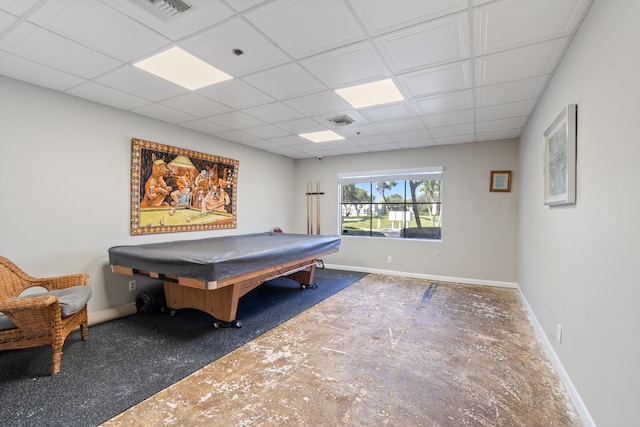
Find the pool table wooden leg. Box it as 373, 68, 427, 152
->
163, 280, 241, 323
286, 263, 316, 287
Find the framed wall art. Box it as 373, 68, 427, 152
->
130, 138, 238, 235
490, 170, 512, 192
543, 104, 577, 206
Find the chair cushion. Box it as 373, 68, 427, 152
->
0, 313, 15, 331
8, 286, 92, 318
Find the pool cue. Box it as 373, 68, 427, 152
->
306, 182, 311, 234
316, 181, 320, 234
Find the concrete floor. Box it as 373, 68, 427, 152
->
102, 274, 581, 426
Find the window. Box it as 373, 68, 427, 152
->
338, 168, 442, 240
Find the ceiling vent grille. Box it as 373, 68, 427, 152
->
136, 0, 192, 19
327, 115, 355, 126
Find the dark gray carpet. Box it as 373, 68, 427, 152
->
0, 269, 367, 427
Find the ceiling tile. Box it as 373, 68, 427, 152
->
0, 51, 85, 90
413, 90, 474, 115
160, 93, 233, 118
225, 0, 270, 12
474, 0, 592, 55
475, 116, 527, 132
132, 103, 197, 124
300, 41, 389, 88
95, 66, 187, 101
179, 119, 233, 135
475, 76, 547, 107
476, 39, 568, 85
106, 0, 235, 41
181, 18, 290, 77
214, 130, 260, 143
0, 22, 121, 78
244, 62, 325, 100
66, 82, 150, 110
244, 102, 306, 123
375, 13, 469, 73
353, 134, 393, 146
243, 124, 291, 139
0, 0, 41, 16
422, 109, 475, 128
386, 129, 432, 142
362, 103, 414, 122
397, 139, 436, 149
476, 129, 520, 141
349, 0, 467, 36
429, 123, 475, 138
333, 145, 369, 155
275, 118, 327, 134
262, 144, 307, 158
208, 111, 266, 129
375, 117, 426, 133
29, 0, 170, 62
335, 124, 383, 139
284, 91, 351, 117
398, 61, 472, 98
475, 99, 536, 121
0, 10, 17, 32
268, 135, 310, 148
245, 0, 366, 59
435, 134, 476, 144
197, 79, 274, 110
366, 142, 402, 152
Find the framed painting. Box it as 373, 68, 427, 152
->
130, 138, 238, 235
543, 104, 577, 206
490, 171, 512, 192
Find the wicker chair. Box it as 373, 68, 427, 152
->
0, 256, 90, 375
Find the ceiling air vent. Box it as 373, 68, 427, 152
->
327, 115, 355, 127
135, 0, 192, 19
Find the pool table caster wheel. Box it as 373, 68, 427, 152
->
213, 320, 243, 329
300, 282, 318, 289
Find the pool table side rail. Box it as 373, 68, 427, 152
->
110, 247, 338, 291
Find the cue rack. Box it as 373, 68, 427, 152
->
306, 182, 324, 235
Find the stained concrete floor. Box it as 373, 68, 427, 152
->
102, 274, 581, 426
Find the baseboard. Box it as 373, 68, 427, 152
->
88, 302, 137, 326
324, 264, 518, 289
516, 286, 596, 427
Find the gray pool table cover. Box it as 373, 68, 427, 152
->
108, 233, 341, 283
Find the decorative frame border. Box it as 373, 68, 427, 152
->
490, 170, 512, 192
543, 104, 577, 205
130, 138, 238, 235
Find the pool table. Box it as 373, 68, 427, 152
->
108, 233, 340, 327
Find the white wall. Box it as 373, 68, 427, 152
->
518, 0, 639, 425
295, 139, 519, 285
0, 76, 296, 313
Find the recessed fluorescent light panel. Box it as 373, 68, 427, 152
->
335, 79, 404, 108
134, 47, 232, 90
299, 130, 345, 143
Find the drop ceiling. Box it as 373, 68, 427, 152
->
0, 0, 593, 159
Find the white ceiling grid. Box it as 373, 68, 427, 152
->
0, 0, 593, 159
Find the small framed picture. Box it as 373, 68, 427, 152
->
490, 171, 512, 192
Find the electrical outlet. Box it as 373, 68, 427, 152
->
387, 256, 392, 263
128, 280, 136, 292
556, 323, 562, 343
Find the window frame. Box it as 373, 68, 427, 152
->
338, 167, 443, 241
